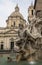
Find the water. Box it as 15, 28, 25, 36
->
0, 61, 42, 65
0, 54, 42, 65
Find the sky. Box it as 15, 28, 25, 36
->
0, 0, 35, 27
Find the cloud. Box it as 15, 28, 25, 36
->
0, 0, 15, 27
0, 0, 34, 27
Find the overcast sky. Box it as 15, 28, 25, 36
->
0, 0, 35, 27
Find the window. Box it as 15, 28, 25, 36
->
1, 44, 4, 50
10, 42, 14, 49
10, 38, 14, 50
14, 22, 15, 26
19, 24, 23, 29
32, 10, 33, 15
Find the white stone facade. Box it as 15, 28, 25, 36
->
0, 5, 26, 50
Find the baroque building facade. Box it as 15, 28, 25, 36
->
0, 0, 42, 61
0, 5, 26, 50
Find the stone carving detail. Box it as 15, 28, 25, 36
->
15, 3, 42, 61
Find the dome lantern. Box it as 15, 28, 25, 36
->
15, 4, 19, 12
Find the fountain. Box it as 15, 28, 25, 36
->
7, 49, 17, 62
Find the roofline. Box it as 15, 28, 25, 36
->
34, 0, 37, 9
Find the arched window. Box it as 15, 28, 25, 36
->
32, 10, 33, 15
14, 22, 15, 26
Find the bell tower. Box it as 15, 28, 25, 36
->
28, 3, 36, 24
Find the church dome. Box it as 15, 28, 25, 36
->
10, 4, 24, 19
